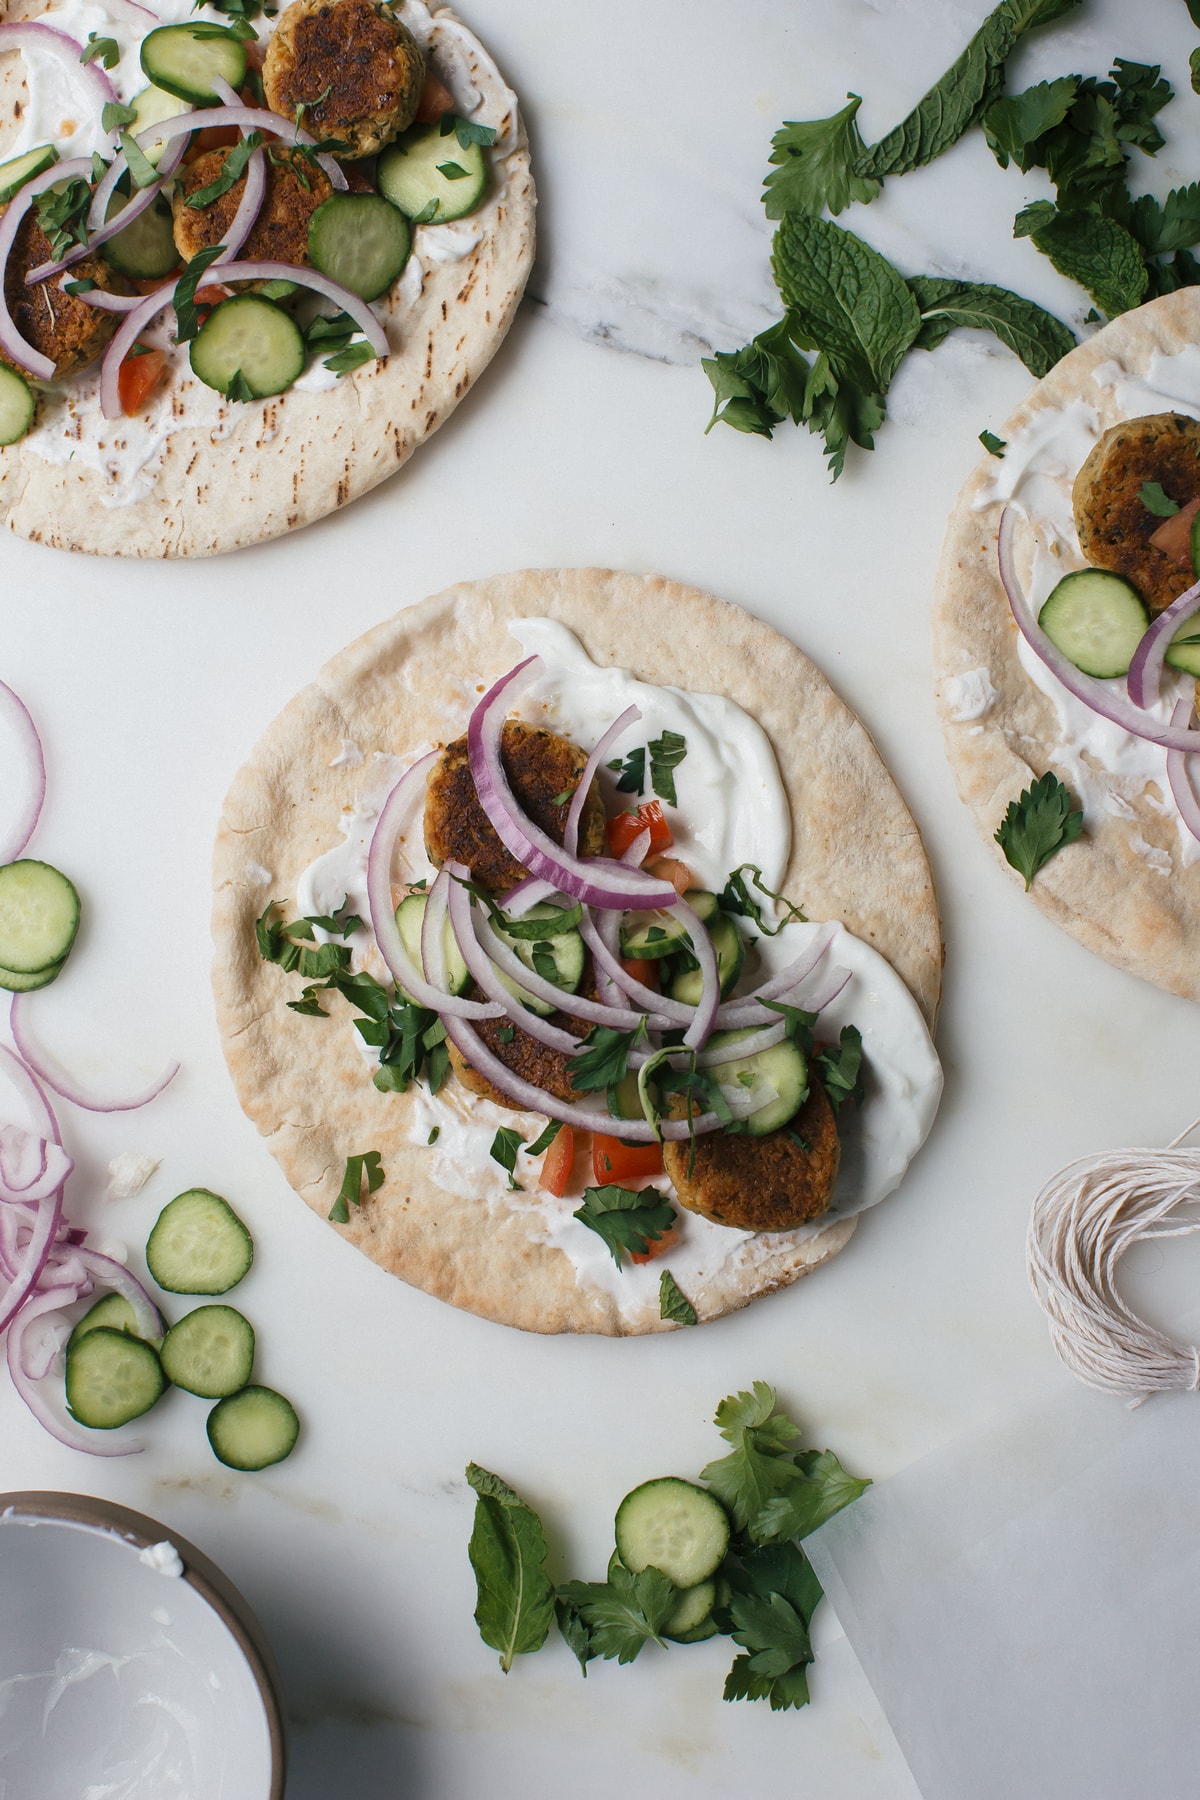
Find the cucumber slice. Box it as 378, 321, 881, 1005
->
607, 1068, 643, 1121
669, 913, 745, 1004
396, 892, 469, 996
663, 1579, 717, 1642
0, 860, 80, 974
0, 143, 57, 205
1166, 634, 1200, 678
161, 1305, 254, 1398
127, 84, 191, 167
207, 1384, 299, 1471
0, 364, 36, 447
620, 911, 691, 960
494, 903, 585, 994
494, 964, 554, 1018
67, 1292, 161, 1353
146, 1190, 254, 1295
703, 1028, 809, 1137
376, 122, 487, 223
189, 295, 305, 400
615, 1478, 730, 1588
0, 955, 64, 993
1038, 569, 1149, 678
307, 194, 411, 302
65, 1327, 166, 1429
103, 189, 179, 281
685, 890, 719, 924
140, 24, 246, 106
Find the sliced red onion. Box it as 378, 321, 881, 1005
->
0, 680, 46, 864
467, 661, 677, 911
99, 281, 176, 419
367, 757, 504, 1019
443, 866, 583, 1054
72, 1247, 163, 1341
671, 895, 720, 1050
75, 283, 146, 313
1127, 576, 1200, 710
32, 163, 182, 285
127, 102, 349, 190
580, 909, 696, 1024
7, 1282, 144, 1456
203, 260, 387, 352
476, 909, 668, 1031
0, 1124, 71, 1202
0, 1045, 60, 1145
564, 704, 640, 856
0, 23, 117, 110
88, 150, 126, 232
0, 1184, 62, 1335
1166, 699, 1200, 849
222, 146, 267, 261
620, 828, 652, 868
999, 507, 1200, 754
0, 155, 93, 378
9, 992, 180, 1113
715, 957, 848, 1030
498, 874, 558, 916
696, 1021, 787, 1066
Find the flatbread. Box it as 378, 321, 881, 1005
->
0, 0, 534, 557
933, 288, 1200, 1002
212, 570, 943, 1334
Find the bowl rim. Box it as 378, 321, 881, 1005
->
0, 1488, 286, 1800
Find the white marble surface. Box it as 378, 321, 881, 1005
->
4, 1, 1200, 1795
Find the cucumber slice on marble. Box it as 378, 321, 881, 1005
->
161, 1304, 254, 1398
207, 1384, 299, 1470
65, 1326, 166, 1429
146, 1190, 254, 1295
0, 860, 80, 973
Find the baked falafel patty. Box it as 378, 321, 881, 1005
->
263, 0, 425, 160
173, 149, 332, 268
1, 213, 123, 380
663, 1079, 841, 1232
424, 721, 607, 894
1073, 412, 1200, 611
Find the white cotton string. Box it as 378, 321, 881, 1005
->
1026, 1122, 1200, 1402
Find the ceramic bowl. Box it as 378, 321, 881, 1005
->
0, 1490, 286, 1799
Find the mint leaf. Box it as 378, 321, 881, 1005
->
556, 1563, 676, 1664
1024, 208, 1148, 319
702, 317, 811, 439
908, 275, 1075, 377
173, 243, 228, 343
1123, 184, 1200, 258
1140, 480, 1181, 518
659, 1269, 697, 1326
995, 770, 1083, 889
102, 99, 137, 133
608, 745, 646, 794
324, 340, 376, 376
526, 1119, 563, 1157
81, 32, 119, 67
436, 160, 469, 180
119, 129, 160, 190
453, 116, 496, 150
762, 94, 881, 220
573, 1184, 676, 1267
186, 131, 263, 207
466, 1464, 556, 1672
772, 214, 921, 396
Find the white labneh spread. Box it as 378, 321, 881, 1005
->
973, 345, 1200, 866
4, 0, 519, 501
294, 624, 943, 1319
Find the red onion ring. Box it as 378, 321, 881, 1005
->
0, 680, 46, 864
0, 22, 117, 110
87, 150, 128, 233
222, 146, 267, 261
32, 133, 188, 284
0, 1124, 70, 1201
10, 992, 180, 1113
0, 1181, 62, 1334
580, 909, 695, 1024
564, 703, 640, 856
1127, 576, 1200, 710
999, 507, 1200, 754
0, 155, 93, 378
367, 757, 504, 1019
98, 282, 175, 418
72, 1247, 163, 1341
201, 260, 388, 350
1166, 699, 1200, 849
0, 1044, 59, 1144
671, 894, 719, 1049
467, 660, 678, 912
74, 282, 145, 313
125, 101, 349, 191
443, 866, 583, 1053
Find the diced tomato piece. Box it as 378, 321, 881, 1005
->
343, 161, 376, 193
606, 801, 673, 859
117, 346, 166, 416
540, 1126, 575, 1197
1150, 495, 1200, 569
415, 70, 456, 122
647, 857, 694, 895
620, 957, 659, 991
132, 274, 180, 296
591, 1133, 664, 1184
186, 123, 240, 158
194, 283, 232, 309
631, 1225, 679, 1265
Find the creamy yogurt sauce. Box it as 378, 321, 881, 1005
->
5, 0, 519, 498
973, 345, 1200, 866
293, 623, 942, 1318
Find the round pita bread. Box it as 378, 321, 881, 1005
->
933, 289, 1200, 1002
0, 0, 533, 557
212, 571, 943, 1334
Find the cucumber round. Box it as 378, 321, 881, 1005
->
207, 1384, 299, 1471
396, 891, 470, 997
0, 955, 64, 993
103, 189, 179, 281
189, 295, 305, 400
161, 1305, 254, 1398
67, 1292, 161, 1353
494, 904, 585, 994
0, 143, 57, 206
1166, 636, 1200, 678
65, 1326, 166, 1429
0, 363, 36, 447
146, 1189, 254, 1296
127, 85, 191, 168
0, 860, 80, 974
620, 910, 691, 960
140, 24, 246, 106
614, 1477, 730, 1589
663, 1579, 717, 1642
704, 1028, 809, 1137
376, 122, 487, 223
1038, 569, 1149, 678
307, 193, 411, 302
669, 913, 745, 1005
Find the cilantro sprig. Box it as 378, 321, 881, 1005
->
995, 771, 1084, 889
572, 1184, 676, 1266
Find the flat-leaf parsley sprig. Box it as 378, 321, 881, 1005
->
995, 770, 1084, 889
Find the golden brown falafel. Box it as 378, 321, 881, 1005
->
448, 1009, 580, 1109
663, 1079, 841, 1232
0, 212, 123, 381
1073, 413, 1200, 611
424, 721, 607, 893
263, 0, 425, 160
172, 148, 332, 268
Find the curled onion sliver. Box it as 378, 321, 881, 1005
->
123, 102, 349, 191
75, 283, 145, 313
476, 910, 668, 1031
0, 681, 46, 864
565, 703, 639, 856
1166, 699, 1200, 849
9, 992, 180, 1113
999, 507, 1200, 754
0, 1045, 60, 1145
7, 1283, 144, 1456
0, 155, 93, 377
443, 867, 582, 1053
0, 23, 116, 109
72, 1247, 163, 1341
223, 147, 267, 261
0, 1182, 62, 1335
1127, 576, 1200, 710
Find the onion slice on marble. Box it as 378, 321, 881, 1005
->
9, 992, 180, 1113
0, 681, 46, 865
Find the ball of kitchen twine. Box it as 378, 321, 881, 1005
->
1027, 1124, 1200, 1400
